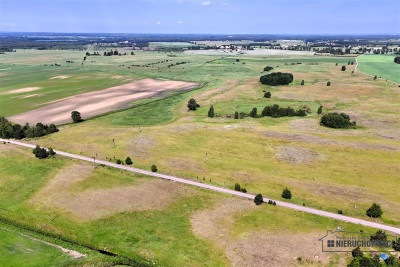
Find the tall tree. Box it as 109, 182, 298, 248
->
208, 105, 215, 118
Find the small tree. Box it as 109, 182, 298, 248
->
393, 237, 400, 251
48, 147, 56, 156
241, 188, 247, 193
71, 111, 82, 123
341, 65, 346, 71
317, 105, 323, 115
151, 164, 157, 172
373, 75, 377, 80
370, 230, 387, 242
125, 157, 132, 165
335, 63, 338, 66
327, 81, 331, 86
250, 107, 257, 118
254, 194, 263, 205
234, 183, 241, 191
208, 105, 215, 118
264, 92, 271, 98
366, 203, 383, 218
301, 80, 305, 85
234, 111, 239, 119
281, 187, 292, 199
116, 159, 122, 164
32, 145, 49, 159
351, 247, 363, 258
187, 98, 200, 111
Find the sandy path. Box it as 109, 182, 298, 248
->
2, 139, 400, 235
8, 79, 200, 125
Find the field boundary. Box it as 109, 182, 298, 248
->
2, 138, 400, 235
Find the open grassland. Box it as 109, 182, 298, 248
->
357, 54, 400, 84
1, 49, 400, 266
0, 144, 383, 266
26, 54, 400, 227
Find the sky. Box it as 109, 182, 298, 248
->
0, 0, 399, 34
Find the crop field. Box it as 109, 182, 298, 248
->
357, 54, 400, 84
1, 48, 400, 266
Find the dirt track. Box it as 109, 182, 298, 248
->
8, 79, 200, 125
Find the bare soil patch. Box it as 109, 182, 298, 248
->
190, 199, 335, 267
2, 87, 41, 95
9, 79, 200, 125
30, 163, 192, 221
49, 75, 70, 80
276, 146, 323, 164
167, 158, 204, 173
263, 131, 399, 151
129, 135, 158, 157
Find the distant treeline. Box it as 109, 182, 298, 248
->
0, 117, 58, 139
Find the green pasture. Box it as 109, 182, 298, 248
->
357, 54, 400, 83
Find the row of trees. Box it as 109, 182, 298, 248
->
261, 104, 307, 117
0, 116, 58, 139
260, 72, 294, 86
320, 112, 356, 129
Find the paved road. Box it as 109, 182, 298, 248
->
2, 138, 400, 235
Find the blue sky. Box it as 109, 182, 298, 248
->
0, 0, 399, 34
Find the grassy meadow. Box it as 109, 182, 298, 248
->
357, 54, 400, 84
0, 48, 399, 266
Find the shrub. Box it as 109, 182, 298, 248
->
281, 187, 292, 199
250, 107, 257, 118
301, 80, 305, 85
320, 112, 355, 129
208, 105, 215, 118
394, 56, 400, 64
273, 201, 276, 205
187, 98, 200, 111
48, 147, 56, 156
327, 81, 331, 86
370, 230, 387, 242
241, 188, 247, 193
317, 105, 323, 115
125, 157, 132, 165
268, 200, 273, 205
338, 209, 343, 214
116, 159, 122, 164
32, 145, 49, 159
234, 183, 241, 191
351, 247, 363, 258
264, 92, 271, 98
366, 203, 383, 218
260, 72, 293, 86
374, 75, 377, 80
341, 65, 346, 71
151, 164, 158, 172
393, 237, 400, 251
234, 111, 239, 119
71, 111, 82, 123
264, 66, 274, 71
254, 194, 263, 205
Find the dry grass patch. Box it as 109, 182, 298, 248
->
2, 87, 41, 95
129, 135, 158, 158
30, 163, 193, 221
276, 146, 324, 164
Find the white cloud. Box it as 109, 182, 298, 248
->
2, 22, 16, 27
156, 21, 162, 25
221, 2, 227, 6
177, 21, 183, 24
201, 1, 211, 6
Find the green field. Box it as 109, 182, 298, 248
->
357, 54, 400, 84
1, 48, 399, 266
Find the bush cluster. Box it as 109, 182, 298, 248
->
260, 72, 293, 86
254, 194, 263, 205
0, 116, 58, 139
320, 112, 356, 129
234, 183, 247, 193
261, 104, 307, 118
32, 145, 55, 159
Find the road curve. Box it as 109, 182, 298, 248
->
2, 138, 400, 235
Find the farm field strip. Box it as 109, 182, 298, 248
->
2, 138, 400, 235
